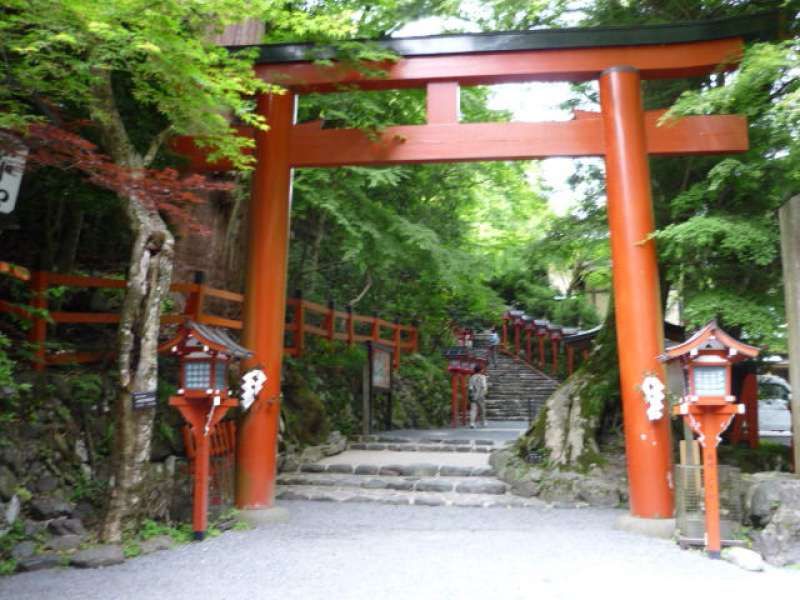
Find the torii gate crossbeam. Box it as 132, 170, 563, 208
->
224, 12, 781, 523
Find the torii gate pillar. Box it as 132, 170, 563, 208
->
600, 67, 673, 518
237, 92, 295, 510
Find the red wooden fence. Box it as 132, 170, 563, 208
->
0, 264, 418, 371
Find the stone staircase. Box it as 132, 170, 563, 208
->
484, 353, 559, 421
276, 434, 543, 508
471, 333, 560, 421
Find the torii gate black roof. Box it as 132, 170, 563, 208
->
246, 11, 783, 65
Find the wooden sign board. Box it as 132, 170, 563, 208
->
0, 143, 27, 215
370, 342, 392, 391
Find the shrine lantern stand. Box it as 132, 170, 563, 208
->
443, 347, 486, 427
159, 320, 253, 540
659, 321, 759, 558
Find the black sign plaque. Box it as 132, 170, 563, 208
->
132, 390, 157, 410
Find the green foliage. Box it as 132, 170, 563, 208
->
391, 353, 451, 429
0, 521, 27, 576
0, 0, 365, 167
719, 440, 792, 473
283, 340, 366, 443
70, 472, 108, 505
0, 334, 31, 421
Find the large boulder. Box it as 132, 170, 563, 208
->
70, 544, 125, 568
29, 495, 74, 520
321, 431, 347, 457
747, 476, 800, 527
755, 505, 800, 566
538, 471, 582, 505
0, 464, 17, 500
509, 467, 545, 498
575, 476, 622, 508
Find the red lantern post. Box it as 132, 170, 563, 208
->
159, 321, 253, 540
660, 321, 759, 558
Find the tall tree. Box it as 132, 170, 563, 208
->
0, 0, 353, 540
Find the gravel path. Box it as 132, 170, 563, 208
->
2, 501, 798, 600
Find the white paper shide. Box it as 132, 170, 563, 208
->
240, 369, 267, 411
641, 375, 666, 421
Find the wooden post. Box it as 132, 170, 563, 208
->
346, 304, 355, 347
294, 290, 305, 357
779, 193, 800, 473
392, 318, 401, 369
450, 372, 458, 428
426, 81, 460, 124
567, 345, 575, 376
28, 271, 48, 372
185, 271, 207, 321
460, 373, 468, 426
538, 334, 546, 368
525, 328, 532, 363
326, 299, 335, 340
741, 371, 759, 450
514, 322, 520, 356
600, 66, 672, 518
193, 429, 211, 540
362, 360, 371, 435
501, 318, 508, 349
371, 316, 380, 341
701, 440, 722, 557
237, 91, 295, 510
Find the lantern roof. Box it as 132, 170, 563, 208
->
563, 325, 601, 345
159, 320, 253, 359
659, 320, 759, 363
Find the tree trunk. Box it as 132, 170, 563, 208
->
86, 69, 181, 541
304, 210, 327, 297
55, 205, 84, 274
101, 202, 174, 542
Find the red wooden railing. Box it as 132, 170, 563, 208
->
500, 312, 591, 378
286, 293, 418, 368
0, 266, 418, 371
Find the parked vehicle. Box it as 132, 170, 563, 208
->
757, 374, 792, 437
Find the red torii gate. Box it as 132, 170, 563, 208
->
183, 13, 780, 522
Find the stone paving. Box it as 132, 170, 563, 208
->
278, 424, 530, 508
3, 501, 799, 600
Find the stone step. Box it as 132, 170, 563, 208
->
353, 434, 498, 444
346, 441, 495, 453
278, 473, 508, 494
276, 485, 546, 508
349, 436, 501, 451
289, 462, 496, 477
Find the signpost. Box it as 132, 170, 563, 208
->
364, 341, 393, 434
0, 144, 28, 215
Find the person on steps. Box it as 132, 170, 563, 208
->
488, 326, 500, 367
468, 364, 488, 428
